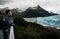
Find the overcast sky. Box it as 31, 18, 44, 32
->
0, 0, 60, 13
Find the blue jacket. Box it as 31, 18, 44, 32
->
3, 14, 14, 27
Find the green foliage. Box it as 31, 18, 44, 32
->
0, 16, 60, 39
14, 17, 60, 39
0, 15, 3, 20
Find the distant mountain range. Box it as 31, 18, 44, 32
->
0, 5, 58, 18
19, 5, 58, 18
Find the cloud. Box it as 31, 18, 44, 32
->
1, 0, 38, 9
0, 0, 60, 13
0, 0, 12, 5
38, 0, 60, 13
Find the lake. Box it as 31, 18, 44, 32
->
23, 15, 60, 29
37, 15, 60, 28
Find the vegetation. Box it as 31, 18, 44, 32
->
0, 15, 60, 39
13, 17, 60, 39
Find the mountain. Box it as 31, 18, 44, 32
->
0, 5, 58, 18
19, 5, 58, 18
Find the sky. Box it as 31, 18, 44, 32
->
0, 0, 60, 13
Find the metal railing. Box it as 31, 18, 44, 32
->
9, 26, 14, 39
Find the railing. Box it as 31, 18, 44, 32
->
9, 26, 14, 39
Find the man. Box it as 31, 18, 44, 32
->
2, 10, 14, 39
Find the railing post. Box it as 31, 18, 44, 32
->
9, 26, 14, 39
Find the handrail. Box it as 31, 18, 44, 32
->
9, 26, 14, 39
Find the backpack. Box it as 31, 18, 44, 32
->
0, 15, 7, 30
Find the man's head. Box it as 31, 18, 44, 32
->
5, 10, 12, 16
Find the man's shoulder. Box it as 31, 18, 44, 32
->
3, 15, 10, 21
3, 15, 9, 19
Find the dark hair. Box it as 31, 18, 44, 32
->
5, 10, 11, 14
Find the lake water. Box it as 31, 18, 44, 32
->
37, 15, 60, 28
